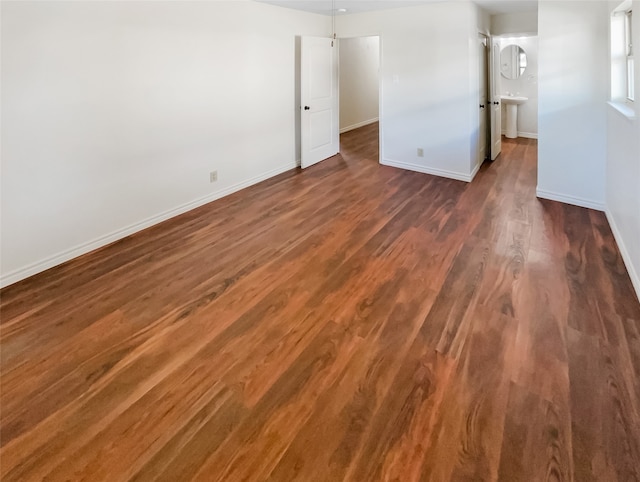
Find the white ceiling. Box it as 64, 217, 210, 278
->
257, 0, 538, 16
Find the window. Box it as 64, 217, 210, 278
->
625, 9, 634, 101
612, 2, 634, 106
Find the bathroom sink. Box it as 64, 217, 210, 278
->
500, 96, 528, 138
501, 95, 528, 105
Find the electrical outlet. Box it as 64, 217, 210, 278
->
417, 148, 424, 157
210, 171, 218, 183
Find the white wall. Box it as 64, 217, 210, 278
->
491, 11, 538, 35
0, 0, 329, 286
5, 0, 636, 299
339, 36, 379, 132
499, 35, 538, 138
606, 0, 640, 298
336, 2, 483, 182
537, 0, 609, 210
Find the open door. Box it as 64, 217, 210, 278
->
489, 37, 502, 160
301, 36, 339, 169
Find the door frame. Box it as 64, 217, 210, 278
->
336, 33, 384, 164
477, 33, 490, 168
489, 36, 503, 160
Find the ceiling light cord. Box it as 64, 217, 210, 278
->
332, 0, 336, 46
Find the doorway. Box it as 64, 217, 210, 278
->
494, 35, 539, 142
297, 34, 381, 169
339, 36, 381, 163
478, 33, 490, 170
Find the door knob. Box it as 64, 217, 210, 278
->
493, 101, 500, 105
480, 104, 485, 109
304, 106, 310, 110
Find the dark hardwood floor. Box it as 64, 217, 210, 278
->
1, 122, 640, 481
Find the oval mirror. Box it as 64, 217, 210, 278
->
500, 45, 527, 80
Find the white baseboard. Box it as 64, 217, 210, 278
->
536, 188, 605, 211
606, 209, 640, 302
382, 159, 472, 182
501, 130, 538, 139
0, 162, 297, 288
470, 161, 482, 181
340, 117, 379, 134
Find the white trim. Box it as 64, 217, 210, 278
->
501, 129, 538, 139
494, 32, 538, 38
470, 161, 482, 181
536, 188, 605, 211
0, 162, 297, 288
382, 159, 472, 182
606, 209, 640, 302
607, 101, 637, 121
339, 117, 379, 134
613, 0, 632, 14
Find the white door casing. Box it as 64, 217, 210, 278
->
478, 35, 488, 167
301, 36, 339, 169
490, 37, 502, 161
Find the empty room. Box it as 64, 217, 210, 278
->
1, 0, 639, 480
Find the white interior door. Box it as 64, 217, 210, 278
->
478, 35, 488, 167
301, 36, 339, 169
490, 37, 502, 160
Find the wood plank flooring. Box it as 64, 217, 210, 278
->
1, 122, 640, 481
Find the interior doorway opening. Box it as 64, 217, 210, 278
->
478, 33, 490, 169
493, 34, 539, 143
297, 34, 382, 169
338, 35, 381, 163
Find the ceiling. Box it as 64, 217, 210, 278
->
257, 0, 538, 16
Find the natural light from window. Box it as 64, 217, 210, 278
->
612, 1, 634, 106
625, 9, 634, 101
